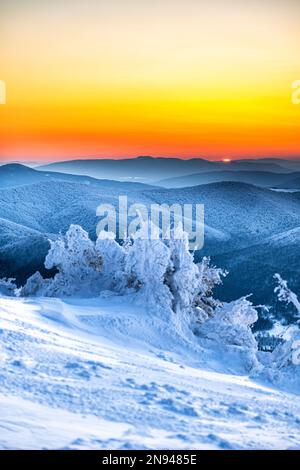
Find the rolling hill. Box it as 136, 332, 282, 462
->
156, 170, 300, 189
38, 157, 295, 183
275, 176, 300, 190
0, 163, 156, 191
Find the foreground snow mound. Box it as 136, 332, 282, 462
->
1, 295, 300, 450
255, 327, 300, 394
194, 297, 259, 373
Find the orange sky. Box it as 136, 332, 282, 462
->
0, 0, 299, 161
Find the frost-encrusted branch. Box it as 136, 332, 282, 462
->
274, 274, 300, 316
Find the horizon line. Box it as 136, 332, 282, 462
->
1, 154, 300, 165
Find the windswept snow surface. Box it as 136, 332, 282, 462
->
0, 295, 300, 450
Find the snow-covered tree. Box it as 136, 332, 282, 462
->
255, 331, 284, 353
20, 271, 50, 297
197, 297, 258, 348
17, 221, 260, 370
13, 221, 265, 373
22, 225, 103, 297
19, 222, 229, 317
195, 256, 227, 321
265, 274, 300, 370
119, 222, 226, 319
267, 326, 300, 369
0, 278, 17, 296
45, 225, 102, 274
95, 230, 127, 292
166, 224, 201, 317
194, 296, 259, 371
274, 274, 300, 318
124, 221, 173, 308
165, 224, 226, 324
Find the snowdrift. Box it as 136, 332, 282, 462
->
1, 294, 300, 450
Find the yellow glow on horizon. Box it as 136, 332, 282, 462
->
0, 0, 299, 160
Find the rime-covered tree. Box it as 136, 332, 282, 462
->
0, 278, 17, 296
95, 230, 127, 292
194, 296, 259, 371
17, 221, 260, 370
274, 274, 300, 319
165, 224, 226, 324
22, 225, 103, 297
12, 221, 264, 372
268, 274, 300, 369
124, 221, 172, 308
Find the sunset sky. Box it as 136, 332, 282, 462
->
0, 0, 299, 161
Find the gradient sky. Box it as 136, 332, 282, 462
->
0, 0, 299, 161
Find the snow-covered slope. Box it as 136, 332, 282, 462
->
2, 180, 299, 246
156, 170, 300, 189
1, 295, 300, 450
150, 182, 300, 254
276, 176, 300, 190
0, 218, 51, 283
0, 163, 156, 191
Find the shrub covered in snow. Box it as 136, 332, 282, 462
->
274, 274, 300, 319
253, 276, 300, 393
0, 277, 17, 296
17, 222, 261, 371
21, 223, 226, 318
255, 331, 284, 353
194, 296, 259, 371
267, 327, 300, 369
20, 271, 51, 297
196, 296, 258, 346
21, 225, 103, 297
96, 230, 127, 292
255, 325, 300, 393
267, 275, 300, 363
264, 275, 300, 368
123, 222, 173, 308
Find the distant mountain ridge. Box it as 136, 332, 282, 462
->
38, 156, 299, 183
0, 163, 157, 191
3, 158, 300, 189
